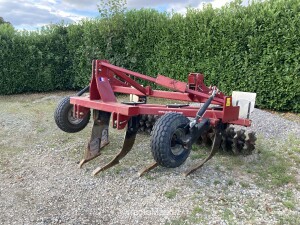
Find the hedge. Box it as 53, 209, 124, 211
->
0, 0, 299, 112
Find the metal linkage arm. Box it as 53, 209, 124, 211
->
94, 60, 224, 105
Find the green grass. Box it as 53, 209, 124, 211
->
164, 188, 179, 199
112, 165, 123, 174
227, 179, 234, 186
165, 206, 205, 225
222, 209, 235, 225
258, 163, 295, 186
213, 180, 221, 185
144, 174, 157, 180
280, 190, 293, 199
245, 137, 297, 188
240, 181, 250, 188
215, 164, 221, 171
243, 199, 257, 214
191, 206, 203, 215
191, 145, 199, 151
190, 152, 207, 160
282, 201, 296, 210
278, 214, 300, 225
164, 216, 188, 225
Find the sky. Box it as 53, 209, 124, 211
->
0, 0, 248, 30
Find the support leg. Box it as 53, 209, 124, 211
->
138, 162, 159, 177
79, 110, 111, 168
184, 126, 223, 176
92, 116, 139, 176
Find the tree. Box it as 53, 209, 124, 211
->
0, 17, 12, 26
97, 0, 127, 18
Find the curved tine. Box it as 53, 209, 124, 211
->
79, 110, 111, 168
184, 128, 223, 176
93, 116, 139, 176
138, 162, 159, 177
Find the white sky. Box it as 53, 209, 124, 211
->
0, 0, 249, 30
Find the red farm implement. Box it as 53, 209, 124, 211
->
54, 60, 257, 176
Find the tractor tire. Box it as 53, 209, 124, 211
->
54, 96, 90, 133
151, 113, 190, 168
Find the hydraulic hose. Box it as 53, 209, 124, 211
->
190, 88, 218, 128
76, 86, 89, 96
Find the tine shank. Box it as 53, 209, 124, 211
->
93, 116, 139, 176
79, 110, 110, 168
184, 128, 222, 176
138, 162, 159, 177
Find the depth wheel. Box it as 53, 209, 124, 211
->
151, 113, 190, 168
54, 96, 90, 133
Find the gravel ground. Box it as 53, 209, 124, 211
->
241, 108, 300, 140
0, 93, 299, 225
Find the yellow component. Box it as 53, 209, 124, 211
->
226, 98, 231, 107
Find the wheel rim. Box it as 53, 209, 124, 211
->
67, 108, 83, 125
170, 128, 185, 156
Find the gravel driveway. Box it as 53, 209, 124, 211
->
0, 93, 299, 225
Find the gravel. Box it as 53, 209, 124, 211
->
0, 94, 299, 225
245, 108, 300, 140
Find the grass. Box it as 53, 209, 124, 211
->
191, 206, 203, 215
207, 134, 298, 190
240, 181, 250, 188
222, 209, 235, 225
278, 214, 300, 225
279, 190, 296, 210
165, 216, 188, 225
241, 137, 298, 188
280, 190, 293, 199
164, 188, 179, 199
190, 144, 209, 160
190, 152, 207, 160
282, 201, 296, 210
191, 145, 200, 151
0, 146, 23, 171
165, 206, 205, 225
213, 180, 221, 185
144, 173, 157, 180
164, 117, 298, 224
227, 179, 234, 186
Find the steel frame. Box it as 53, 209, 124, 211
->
70, 60, 251, 129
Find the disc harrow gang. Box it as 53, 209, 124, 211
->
138, 114, 160, 134
54, 60, 258, 177
202, 126, 256, 155
138, 115, 256, 156
138, 122, 257, 176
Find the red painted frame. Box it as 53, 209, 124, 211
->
70, 60, 251, 129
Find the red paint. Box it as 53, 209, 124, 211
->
70, 60, 252, 130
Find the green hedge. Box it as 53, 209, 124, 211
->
0, 0, 299, 112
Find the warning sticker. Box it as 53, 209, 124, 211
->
226, 98, 231, 107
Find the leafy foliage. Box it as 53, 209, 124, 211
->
0, 17, 12, 26
0, 0, 299, 112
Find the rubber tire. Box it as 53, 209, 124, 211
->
151, 113, 190, 168
54, 96, 90, 133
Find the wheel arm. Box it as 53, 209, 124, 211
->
180, 118, 210, 150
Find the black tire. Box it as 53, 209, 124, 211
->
151, 113, 190, 168
54, 96, 90, 133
